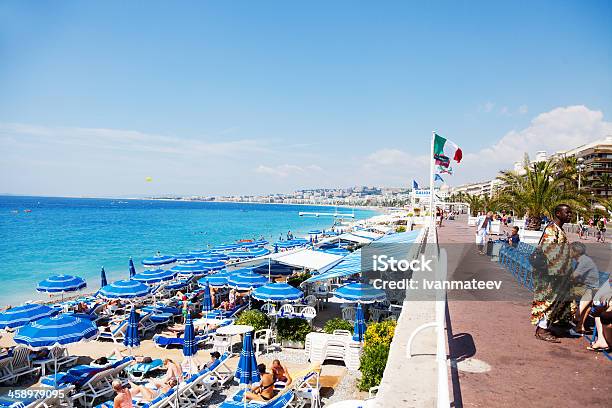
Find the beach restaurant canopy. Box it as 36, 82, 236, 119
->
269, 249, 344, 273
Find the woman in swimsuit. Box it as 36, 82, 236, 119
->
271, 359, 292, 387
245, 363, 275, 401
129, 378, 177, 402
112, 379, 133, 408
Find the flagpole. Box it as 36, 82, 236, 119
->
430, 131, 436, 226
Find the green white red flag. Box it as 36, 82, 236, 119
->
433, 134, 462, 168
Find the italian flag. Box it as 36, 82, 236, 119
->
434, 133, 462, 165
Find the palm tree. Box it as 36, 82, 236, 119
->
463, 194, 483, 216
496, 155, 587, 230
593, 173, 612, 196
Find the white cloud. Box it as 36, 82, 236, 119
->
518, 105, 528, 114
255, 164, 323, 178
457, 105, 612, 182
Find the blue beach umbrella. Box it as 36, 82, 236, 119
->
227, 269, 269, 291
249, 247, 270, 257
274, 244, 279, 253
227, 250, 255, 259
208, 253, 230, 261
252, 283, 303, 303
199, 270, 232, 288
129, 258, 137, 278
37, 275, 86, 294
98, 280, 150, 300
235, 331, 260, 385
170, 262, 208, 276
0, 304, 57, 330
199, 258, 226, 272
141, 254, 176, 267
14, 314, 98, 349
100, 267, 108, 288
333, 283, 386, 303
183, 312, 197, 358
123, 307, 140, 349
132, 268, 177, 285
239, 242, 259, 249
212, 243, 240, 252
252, 263, 294, 277
201, 283, 213, 315
174, 253, 196, 263
353, 304, 366, 342
189, 249, 213, 260
319, 247, 350, 256
308, 229, 322, 235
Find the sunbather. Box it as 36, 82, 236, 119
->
149, 358, 183, 389
112, 379, 134, 408
245, 363, 275, 401
271, 359, 292, 387
129, 377, 177, 402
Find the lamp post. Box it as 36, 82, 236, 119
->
576, 157, 586, 222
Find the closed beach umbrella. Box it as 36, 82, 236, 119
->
123, 307, 140, 349
353, 304, 366, 342
132, 268, 177, 284
98, 280, 150, 300
141, 254, 176, 267
201, 283, 213, 315
252, 283, 303, 302
0, 304, 57, 330
14, 314, 98, 349
170, 262, 208, 276
227, 269, 268, 291
333, 283, 386, 303
37, 275, 86, 294
199, 270, 232, 288
129, 258, 137, 278
100, 267, 108, 288
183, 311, 197, 358
235, 331, 260, 385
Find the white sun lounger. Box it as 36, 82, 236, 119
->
0, 346, 40, 385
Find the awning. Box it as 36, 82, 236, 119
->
350, 230, 384, 240
337, 233, 373, 244
271, 249, 344, 272
303, 249, 363, 283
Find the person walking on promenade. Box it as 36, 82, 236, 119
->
578, 217, 586, 239
596, 218, 606, 243
531, 204, 574, 343
475, 211, 493, 255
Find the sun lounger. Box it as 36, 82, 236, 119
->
153, 334, 210, 349
76, 356, 134, 406
0, 346, 40, 385
31, 346, 78, 376
94, 387, 178, 408
126, 358, 164, 382
138, 313, 159, 337
221, 390, 295, 408
96, 319, 128, 343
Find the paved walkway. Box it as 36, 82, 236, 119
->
439, 217, 611, 408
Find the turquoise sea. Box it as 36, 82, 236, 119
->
0, 196, 375, 307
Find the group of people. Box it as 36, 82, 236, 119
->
529, 204, 611, 352
245, 359, 292, 401
577, 216, 607, 243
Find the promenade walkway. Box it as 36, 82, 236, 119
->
440, 217, 611, 407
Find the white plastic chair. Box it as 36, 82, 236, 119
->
260, 303, 276, 316
278, 304, 294, 316
304, 295, 319, 310
301, 306, 317, 326
253, 329, 271, 355
342, 307, 356, 324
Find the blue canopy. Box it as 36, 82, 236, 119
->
14, 314, 98, 349
308, 229, 322, 235
170, 262, 209, 275
198, 259, 226, 271
129, 258, 137, 278
132, 268, 177, 284
319, 247, 350, 256
37, 275, 86, 293
174, 253, 196, 263
227, 269, 269, 290
183, 312, 197, 357
141, 254, 176, 266
199, 270, 232, 288
252, 263, 294, 277
304, 249, 362, 284
333, 283, 386, 303
98, 280, 151, 300
235, 331, 260, 384
100, 267, 108, 288
123, 307, 140, 349
251, 283, 303, 302
0, 304, 57, 329
353, 304, 366, 342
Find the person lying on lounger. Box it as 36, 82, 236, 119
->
271, 359, 292, 387
129, 377, 178, 402
245, 363, 275, 401
148, 358, 183, 389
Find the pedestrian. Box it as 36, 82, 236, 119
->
475, 211, 493, 255
531, 204, 574, 343
596, 218, 606, 243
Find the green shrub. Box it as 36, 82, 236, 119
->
358, 343, 390, 390
287, 272, 311, 288
323, 318, 353, 334
395, 225, 406, 233
277, 317, 312, 343
357, 320, 397, 391
235, 310, 269, 332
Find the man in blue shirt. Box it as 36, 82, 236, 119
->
508, 226, 520, 248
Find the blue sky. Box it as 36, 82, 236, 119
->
1, 1, 611, 196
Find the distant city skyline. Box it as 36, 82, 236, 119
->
1, 1, 611, 197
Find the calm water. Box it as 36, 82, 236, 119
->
0, 196, 375, 306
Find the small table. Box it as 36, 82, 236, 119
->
202, 375, 218, 390
215, 324, 254, 352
